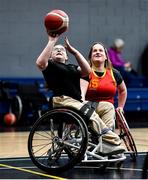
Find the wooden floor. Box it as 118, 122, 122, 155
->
0, 127, 148, 158
0, 126, 148, 179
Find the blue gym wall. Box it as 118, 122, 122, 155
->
0, 0, 148, 78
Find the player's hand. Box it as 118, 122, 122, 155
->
47, 32, 59, 42
116, 107, 124, 114
64, 37, 77, 55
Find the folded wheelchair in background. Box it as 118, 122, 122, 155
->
10, 83, 49, 125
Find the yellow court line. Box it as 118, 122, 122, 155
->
0, 163, 67, 180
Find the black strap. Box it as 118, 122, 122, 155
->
90, 101, 99, 110
79, 102, 95, 119
80, 101, 111, 136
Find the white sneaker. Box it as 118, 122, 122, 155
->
99, 142, 125, 156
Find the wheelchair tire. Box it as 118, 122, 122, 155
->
28, 108, 88, 174
116, 110, 137, 161
10, 95, 22, 122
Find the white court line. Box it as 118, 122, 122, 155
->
74, 165, 143, 171
0, 152, 147, 172
0, 151, 147, 162
0, 163, 144, 174
107, 167, 143, 172
0, 164, 144, 173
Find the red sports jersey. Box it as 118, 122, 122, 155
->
86, 69, 117, 104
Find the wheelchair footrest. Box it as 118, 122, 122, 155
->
82, 152, 126, 163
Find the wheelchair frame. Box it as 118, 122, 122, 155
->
28, 107, 126, 174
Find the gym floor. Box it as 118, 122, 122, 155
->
0, 126, 148, 179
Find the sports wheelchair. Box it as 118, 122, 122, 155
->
28, 106, 127, 174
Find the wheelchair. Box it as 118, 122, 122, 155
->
28, 107, 126, 174
115, 109, 138, 161
10, 83, 49, 125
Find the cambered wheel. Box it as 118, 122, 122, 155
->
116, 110, 137, 161
28, 108, 88, 174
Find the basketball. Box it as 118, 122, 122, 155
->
44, 9, 69, 36
4, 113, 16, 126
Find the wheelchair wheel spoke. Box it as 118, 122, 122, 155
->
28, 108, 88, 173
64, 146, 77, 159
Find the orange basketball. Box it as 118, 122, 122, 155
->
4, 113, 16, 126
44, 9, 69, 35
